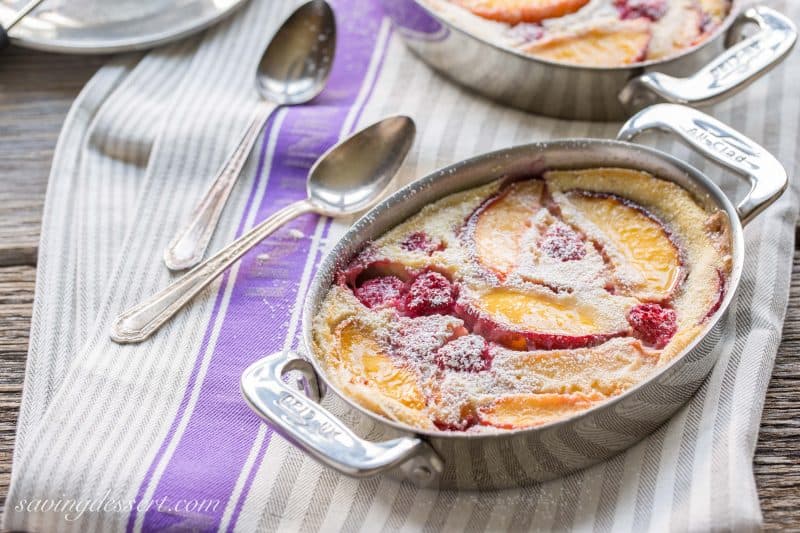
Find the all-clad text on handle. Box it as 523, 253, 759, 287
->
617, 103, 787, 225
241, 351, 443, 485
620, 6, 797, 111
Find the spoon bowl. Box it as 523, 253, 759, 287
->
164, 0, 336, 271
111, 116, 417, 344
309, 116, 416, 216
257, 0, 335, 104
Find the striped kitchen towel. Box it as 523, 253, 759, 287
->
4, 0, 798, 531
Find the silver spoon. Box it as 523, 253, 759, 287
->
163, 0, 336, 271
111, 116, 416, 344
1, 0, 46, 48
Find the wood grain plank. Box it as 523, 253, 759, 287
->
0, 266, 34, 515
755, 235, 800, 530
0, 45, 104, 265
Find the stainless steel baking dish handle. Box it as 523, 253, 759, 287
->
620, 6, 797, 111
241, 351, 443, 485
618, 103, 787, 225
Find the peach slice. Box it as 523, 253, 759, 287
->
455, 0, 591, 24
566, 191, 682, 300
645, 3, 704, 60
456, 287, 627, 350
702, 268, 727, 322
332, 321, 426, 412
467, 179, 545, 279
524, 21, 651, 66
504, 339, 658, 396
427, 373, 482, 431
477, 392, 604, 429
698, 0, 729, 23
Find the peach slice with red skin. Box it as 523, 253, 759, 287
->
455, 0, 591, 24
507, 339, 658, 396
564, 191, 683, 301
524, 20, 652, 66
644, 2, 705, 60
466, 179, 545, 280
455, 287, 627, 350
698, 0, 730, 24
672, 4, 705, 46
477, 392, 605, 429
332, 321, 427, 413
702, 269, 727, 322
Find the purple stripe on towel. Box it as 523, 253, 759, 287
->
226, 23, 394, 533
128, 2, 386, 532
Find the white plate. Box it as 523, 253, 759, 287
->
1, 0, 248, 53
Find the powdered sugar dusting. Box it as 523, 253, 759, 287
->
421, 0, 729, 66
435, 334, 491, 372
312, 168, 732, 432
383, 314, 463, 369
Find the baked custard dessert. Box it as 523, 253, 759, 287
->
421, 0, 731, 66
312, 168, 732, 432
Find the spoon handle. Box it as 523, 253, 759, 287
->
164, 100, 280, 271
112, 198, 315, 344
4, 0, 46, 31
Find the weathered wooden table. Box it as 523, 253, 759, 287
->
0, 45, 797, 528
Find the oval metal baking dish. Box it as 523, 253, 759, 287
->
241, 104, 786, 489
380, 0, 796, 121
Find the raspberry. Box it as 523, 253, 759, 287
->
627, 303, 677, 348
390, 315, 463, 364
435, 334, 492, 372
400, 231, 444, 255
614, 0, 666, 21
402, 271, 456, 317
539, 223, 586, 262
353, 276, 406, 310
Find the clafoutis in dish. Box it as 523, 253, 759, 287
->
423, 0, 731, 66
313, 168, 731, 432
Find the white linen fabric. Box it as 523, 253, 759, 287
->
4, 0, 798, 531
